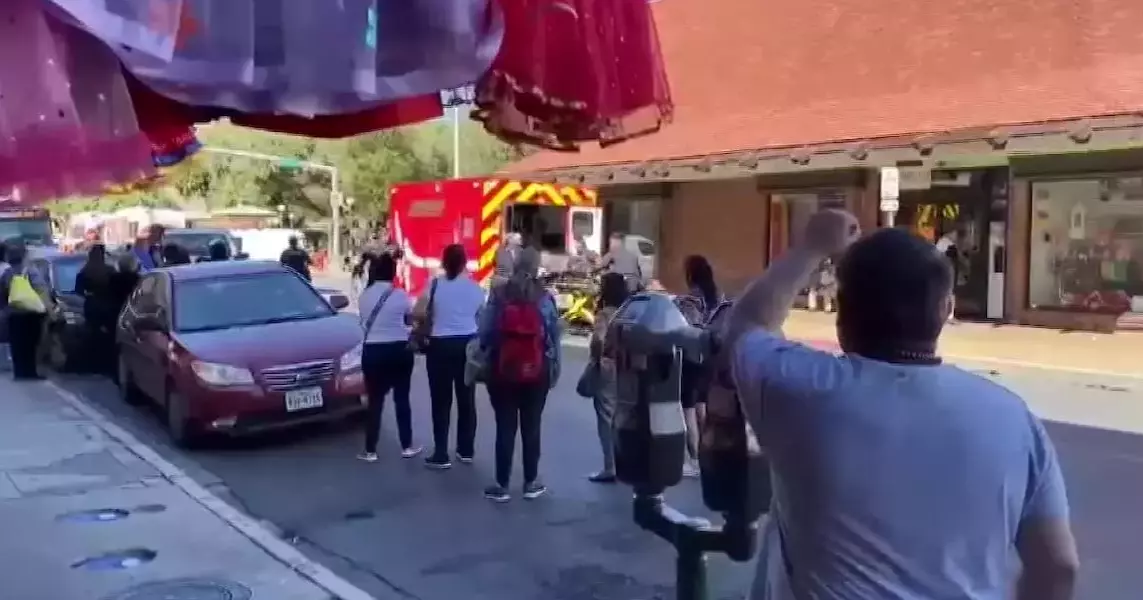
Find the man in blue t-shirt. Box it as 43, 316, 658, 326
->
720, 211, 1077, 600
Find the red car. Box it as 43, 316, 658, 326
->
115, 261, 366, 446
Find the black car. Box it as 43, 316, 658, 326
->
30, 250, 117, 371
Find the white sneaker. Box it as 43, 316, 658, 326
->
401, 446, 423, 459
356, 452, 379, 463
682, 461, 700, 478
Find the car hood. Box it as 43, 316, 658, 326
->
174, 313, 362, 370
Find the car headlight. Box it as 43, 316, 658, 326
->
191, 361, 255, 386
339, 343, 363, 372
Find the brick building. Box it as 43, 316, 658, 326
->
505, 0, 1143, 332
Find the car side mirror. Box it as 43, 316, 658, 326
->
135, 315, 166, 332
329, 294, 350, 311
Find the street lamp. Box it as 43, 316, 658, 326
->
442, 86, 475, 180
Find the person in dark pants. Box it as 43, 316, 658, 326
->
357, 253, 420, 461
478, 249, 562, 502
74, 244, 117, 374
280, 235, 312, 281
414, 244, 485, 470
0, 244, 50, 380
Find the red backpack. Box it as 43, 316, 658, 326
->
494, 298, 546, 383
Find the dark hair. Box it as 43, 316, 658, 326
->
163, 243, 190, 266
836, 228, 953, 360
684, 255, 718, 310
442, 244, 466, 280
368, 253, 397, 285
598, 272, 630, 309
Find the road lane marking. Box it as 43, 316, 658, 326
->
44, 381, 378, 600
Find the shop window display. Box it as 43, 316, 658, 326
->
1028, 178, 1143, 314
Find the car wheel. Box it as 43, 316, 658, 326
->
116, 355, 146, 406
165, 389, 200, 449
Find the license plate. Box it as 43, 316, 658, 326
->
285, 387, 324, 412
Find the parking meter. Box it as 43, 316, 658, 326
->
607, 293, 762, 600
608, 292, 689, 496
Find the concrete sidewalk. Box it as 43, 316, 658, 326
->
783, 311, 1143, 377
0, 378, 374, 600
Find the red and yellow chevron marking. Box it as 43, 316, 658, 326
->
473, 179, 598, 287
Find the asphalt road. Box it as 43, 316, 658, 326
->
53, 346, 1143, 600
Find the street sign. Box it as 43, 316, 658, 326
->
879, 167, 900, 211
279, 158, 303, 170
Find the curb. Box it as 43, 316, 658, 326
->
44, 380, 377, 600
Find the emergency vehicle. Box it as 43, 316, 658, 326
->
388, 178, 601, 297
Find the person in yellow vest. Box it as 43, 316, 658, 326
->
0, 242, 51, 380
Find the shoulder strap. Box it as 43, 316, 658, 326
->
425, 277, 439, 314
363, 287, 397, 336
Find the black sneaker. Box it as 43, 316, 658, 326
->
588, 472, 617, 484
484, 485, 511, 503
424, 455, 452, 470
522, 481, 548, 500
457, 454, 474, 465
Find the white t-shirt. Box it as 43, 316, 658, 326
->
427, 275, 484, 337
934, 234, 957, 253
358, 282, 412, 344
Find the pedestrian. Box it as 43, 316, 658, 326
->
806, 257, 837, 312
0, 243, 50, 380
280, 235, 313, 281
601, 232, 644, 292
415, 243, 484, 470
478, 248, 561, 501
132, 225, 163, 272
935, 227, 963, 323
674, 255, 725, 477
0, 240, 10, 372
716, 211, 1077, 600
206, 239, 231, 261
73, 244, 116, 374
357, 253, 421, 462
492, 231, 524, 288
586, 272, 628, 483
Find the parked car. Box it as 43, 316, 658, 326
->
115, 260, 364, 447
163, 228, 248, 262
30, 249, 116, 372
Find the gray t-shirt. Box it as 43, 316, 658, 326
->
733, 329, 1069, 599
603, 247, 643, 280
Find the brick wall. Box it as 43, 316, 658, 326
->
658, 179, 769, 294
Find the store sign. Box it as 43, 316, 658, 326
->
879, 167, 900, 211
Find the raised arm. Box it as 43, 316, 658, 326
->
721, 209, 860, 354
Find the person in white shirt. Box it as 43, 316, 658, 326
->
413, 244, 486, 469
357, 253, 420, 462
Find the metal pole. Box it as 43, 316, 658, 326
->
885, 210, 897, 227
329, 166, 342, 270
451, 105, 461, 179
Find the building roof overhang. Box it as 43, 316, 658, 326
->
510, 113, 1143, 186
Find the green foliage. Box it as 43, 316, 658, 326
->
52, 114, 528, 221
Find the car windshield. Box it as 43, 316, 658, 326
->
51, 258, 87, 294
0, 219, 53, 246
165, 232, 229, 256
173, 272, 332, 333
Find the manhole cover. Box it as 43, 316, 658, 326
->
56, 508, 130, 523
100, 578, 252, 600
71, 548, 156, 571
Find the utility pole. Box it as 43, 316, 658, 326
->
443, 86, 474, 180
199, 146, 343, 267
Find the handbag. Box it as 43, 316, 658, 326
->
575, 359, 602, 398
362, 286, 397, 337
408, 278, 438, 353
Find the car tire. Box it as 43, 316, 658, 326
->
117, 355, 146, 407
165, 389, 201, 449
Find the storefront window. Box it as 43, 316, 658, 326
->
769, 190, 846, 259
1028, 178, 1143, 314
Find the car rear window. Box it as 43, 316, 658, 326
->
173, 272, 333, 333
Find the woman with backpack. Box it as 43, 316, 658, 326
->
415, 244, 485, 470
357, 253, 421, 462
586, 272, 630, 483
477, 249, 561, 502
673, 255, 725, 477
